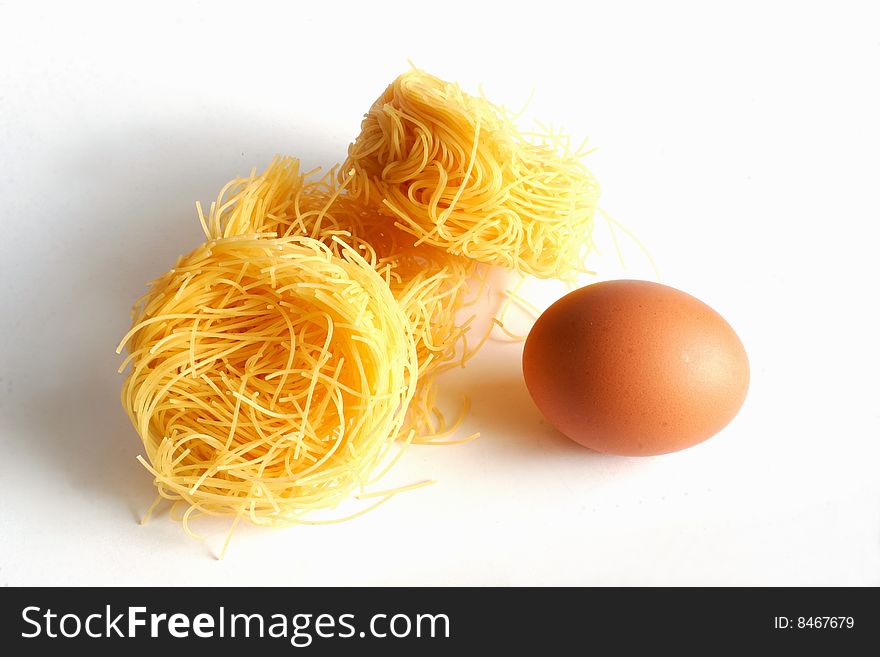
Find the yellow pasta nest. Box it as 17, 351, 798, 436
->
343, 68, 601, 279
117, 236, 419, 529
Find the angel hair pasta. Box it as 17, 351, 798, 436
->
117, 67, 606, 544
343, 68, 601, 279
117, 235, 419, 531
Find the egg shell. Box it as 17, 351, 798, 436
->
522, 280, 749, 456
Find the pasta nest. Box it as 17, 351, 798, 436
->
118, 236, 418, 526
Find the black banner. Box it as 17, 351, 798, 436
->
0, 587, 875, 654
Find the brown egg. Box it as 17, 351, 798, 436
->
522, 280, 749, 456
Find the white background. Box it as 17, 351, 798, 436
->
1, 0, 878, 586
